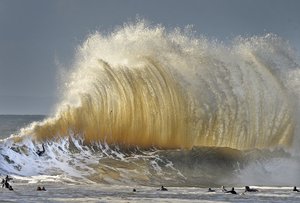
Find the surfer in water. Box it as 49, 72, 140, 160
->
208, 188, 215, 192
37, 186, 46, 191
1, 175, 13, 190
158, 186, 168, 191
226, 187, 237, 194
36, 144, 45, 156
2, 175, 11, 186
245, 186, 258, 192
293, 186, 299, 192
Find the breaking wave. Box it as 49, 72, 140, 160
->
18, 21, 300, 150
1, 21, 300, 186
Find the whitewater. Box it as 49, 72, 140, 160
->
1, 22, 300, 202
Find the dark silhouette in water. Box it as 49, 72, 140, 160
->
226, 187, 237, 194
208, 188, 215, 192
36, 144, 45, 156
1, 179, 9, 188
1, 175, 13, 190
245, 186, 258, 192
158, 186, 168, 191
293, 186, 299, 192
133, 188, 136, 192
37, 186, 46, 191
5, 175, 13, 182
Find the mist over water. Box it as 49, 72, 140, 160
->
1, 21, 300, 186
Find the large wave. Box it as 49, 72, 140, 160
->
1, 21, 300, 186
19, 21, 299, 150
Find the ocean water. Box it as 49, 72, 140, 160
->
1, 183, 300, 203
1, 22, 300, 202
0, 115, 45, 140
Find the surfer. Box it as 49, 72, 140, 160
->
293, 186, 299, 192
159, 186, 168, 191
2, 175, 12, 186
37, 186, 46, 191
226, 187, 237, 194
133, 188, 136, 192
36, 144, 45, 156
245, 186, 258, 192
208, 188, 215, 192
1, 175, 13, 190
3, 175, 13, 183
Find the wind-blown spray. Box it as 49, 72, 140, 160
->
24, 22, 298, 150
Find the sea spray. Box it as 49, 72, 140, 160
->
20, 21, 298, 150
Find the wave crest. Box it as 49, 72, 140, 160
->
22, 21, 299, 150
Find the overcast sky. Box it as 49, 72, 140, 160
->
0, 0, 299, 115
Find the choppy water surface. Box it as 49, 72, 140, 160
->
1, 183, 300, 203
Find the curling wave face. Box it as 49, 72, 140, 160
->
19, 22, 300, 150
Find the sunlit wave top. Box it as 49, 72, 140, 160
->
21, 21, 300, 150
